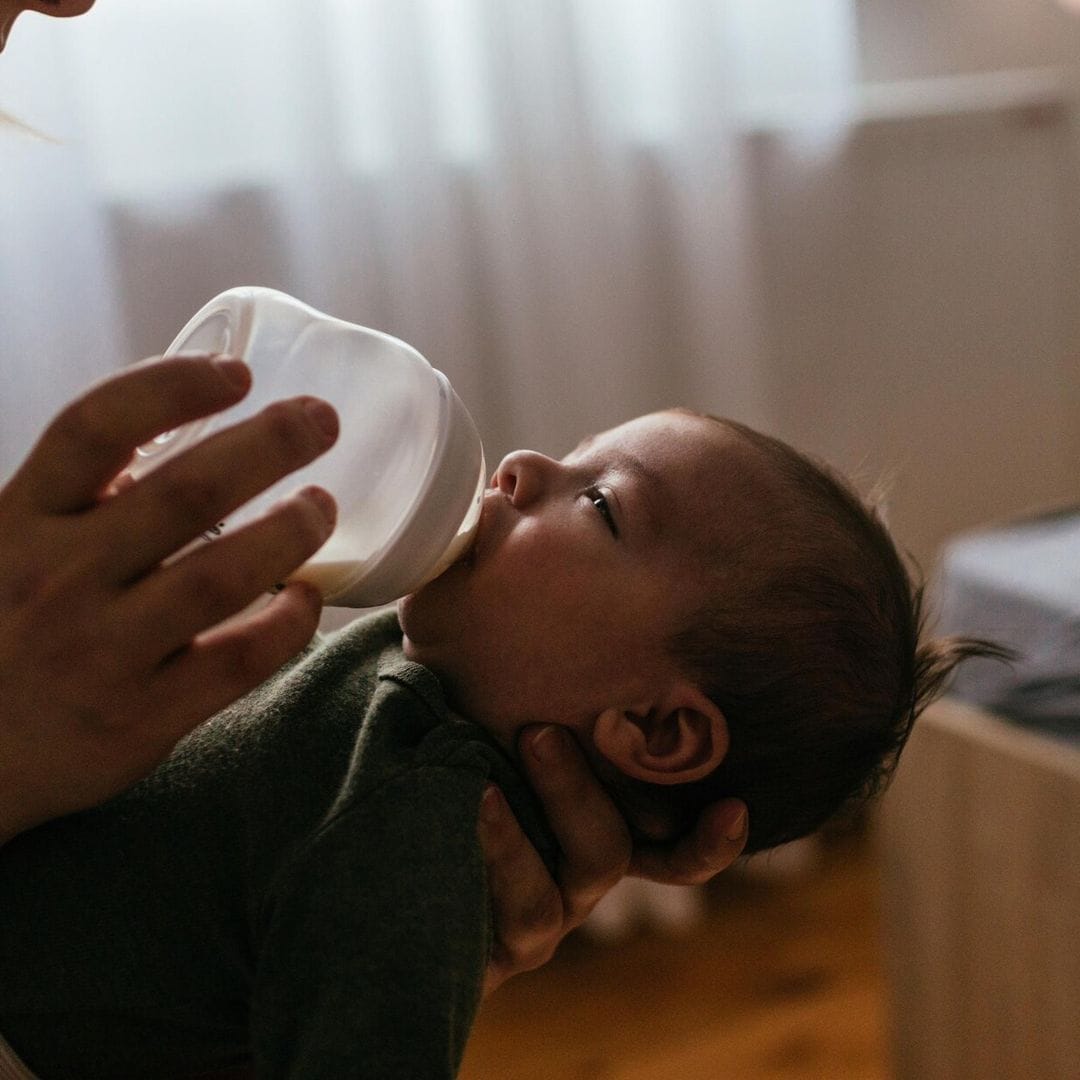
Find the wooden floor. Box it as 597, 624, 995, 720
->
461, 832, 890, 1080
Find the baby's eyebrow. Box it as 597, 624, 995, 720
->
568, 436, 665, 536
609, 451, 665, 538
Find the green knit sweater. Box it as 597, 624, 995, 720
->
0, 610, 556, 1079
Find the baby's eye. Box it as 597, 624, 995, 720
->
586, 485, 619, 537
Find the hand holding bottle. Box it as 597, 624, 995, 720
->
0, 354, 339, 844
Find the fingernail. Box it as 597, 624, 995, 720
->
723, 806, 747, 842
212, 356, 250, 390
300, 486, 337, 530
529, 726, 563, 764
303, 398, 339, 443
480, 785, 503, 826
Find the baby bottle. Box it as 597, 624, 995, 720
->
127, 287, 486, 607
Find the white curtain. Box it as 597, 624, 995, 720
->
0, 0, 857, 478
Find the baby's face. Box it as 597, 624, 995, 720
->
397, 410, 757, 743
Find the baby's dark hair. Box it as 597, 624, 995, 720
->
614, 413, 1008, 855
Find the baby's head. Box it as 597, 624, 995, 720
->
398, 409, 1000, 854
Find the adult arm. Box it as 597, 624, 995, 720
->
251, 770, 491, 1080
480, 725, 748, 994
0, 355, 338, 843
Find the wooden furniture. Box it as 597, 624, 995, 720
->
879, 696, 1080, 1079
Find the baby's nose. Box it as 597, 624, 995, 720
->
494, 450, 557, 508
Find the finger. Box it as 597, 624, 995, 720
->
477, 784, 564, 992
630, 798, 748, 885
9, 355, 252, 514
121, 486, 335, 666
518, 725, 632, 925
100, 396, 339, 583
145, 580, 324, 743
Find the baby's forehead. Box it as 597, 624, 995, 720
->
571, 409, 724, 458
576, 410, 778, 535
573, 411, 761, 486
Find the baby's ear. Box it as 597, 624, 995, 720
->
593, 686, 728, 785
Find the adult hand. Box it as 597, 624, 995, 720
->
0, 354, 339, 844
478, 725, 748, 995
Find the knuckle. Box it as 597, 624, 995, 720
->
84, 623, 134, 680
576, 844, 630, 889
2, 561, 52, 608
216, 633, 273, 691
507, 933, 557, 973
688, 839, 731, 882
182, 564, 238, 619
261, 401, 320, 462
215, 596, 318, 688
59, 644, 128, 709
517, 888, 564, 939
685, 867, 714, 886
675, 857, 716, 887
571, 875, 621, 918
279, 496, 332, 557
52, 395, 115, 457
159, 471, 224, 528
273, 590, 321, 646
602, 841, 633, 879
74, 695, 142, 737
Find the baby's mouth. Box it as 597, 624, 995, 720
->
457, 540, 478, 570
458, 490, 501, 570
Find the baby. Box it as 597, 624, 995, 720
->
0, 408, 997, 1079
399, 407, 999, 851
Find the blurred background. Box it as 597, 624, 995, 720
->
3, 1, 1080, 1077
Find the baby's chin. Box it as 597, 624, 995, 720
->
395, 553, 471, 633
395, 591, 433, 652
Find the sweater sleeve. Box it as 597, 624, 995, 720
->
249, 765, 490, 1079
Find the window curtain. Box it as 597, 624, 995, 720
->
0, 0, 857, 477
